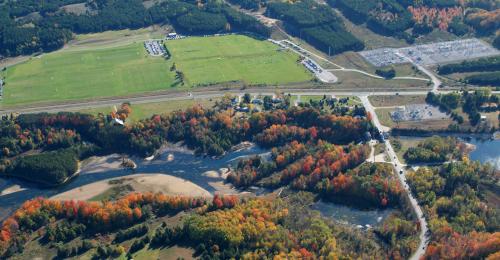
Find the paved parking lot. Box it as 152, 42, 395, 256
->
144, 40, 167, 56
390, 104, 448, 122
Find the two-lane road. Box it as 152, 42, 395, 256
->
360, 95, 429, 260
5, 88, 498, 116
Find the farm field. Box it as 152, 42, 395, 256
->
165, 35, 312, 86
1, 43, 178, 107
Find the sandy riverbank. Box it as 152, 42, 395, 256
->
0, 185, 26, 196
51, 173, 213, 201
79, 154, 124, 173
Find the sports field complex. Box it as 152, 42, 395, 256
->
0, 35, 311, 107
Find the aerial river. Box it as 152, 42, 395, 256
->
0, 140, 436, 226
468, 138, 500, 170
0, 144, 267, 221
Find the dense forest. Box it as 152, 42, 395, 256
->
465, 71, 500, 87
437, 56, 500, 75
0, 0, 270, 57
330, 0, 499, 43
227, 141, 404, 208
407, 161, 499, 259
437, 56, 500, 87
266, 0, 364, 55
403, 136, 464, 163
494, 34, 500, 49
8, 149, 78, 185
331, 0, 414, 41
0, 190, 421, 259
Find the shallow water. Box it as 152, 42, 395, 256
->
0, 144, 267, 221
311, 200, 395, 228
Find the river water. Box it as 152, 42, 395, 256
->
397, 136, 500, 169
311, 200, 394, 228
0, 142, 398, 226
5, 135, 491, 225
468, 138, 500, 170
0, 144, 267, 221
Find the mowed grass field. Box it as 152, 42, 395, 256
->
77, 98, 218, 122
1, 34, 312, 107
1, 43, 177, 106
165, 35, 312, 86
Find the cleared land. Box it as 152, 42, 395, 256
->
68, 26, 168, 50
1, 43, 177, 107
15, 210, 195, 260
77, 98, 217, 122
375, 107, 453, 130
333, 71, 427, 90
165, 35, 312, 86
1, 34, 313, 107
333, 9, 408, 50
369, 95, 426, 107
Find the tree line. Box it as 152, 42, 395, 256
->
465, 71, 500, 87
437, 56, 500, 75
426, 90, 499, 128
0, 192, 237, 257
1, 191, 415, 259
403, 136, 464, 163
0, 0, 270, 57
332, 0, 499, 43
330, 0, 414, 42
266, 0, 364, 55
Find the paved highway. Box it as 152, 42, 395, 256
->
361, 96, 429, 260
3, 88, 499, 116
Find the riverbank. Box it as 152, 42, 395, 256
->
51, 173, 213, 201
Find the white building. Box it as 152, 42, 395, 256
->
167, 32, 177, 39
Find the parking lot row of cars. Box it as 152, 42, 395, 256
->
144, 41, 167, 56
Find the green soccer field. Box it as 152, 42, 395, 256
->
1, 34, 312, 107
165, 35, 312, 86
1, 43, 177, 107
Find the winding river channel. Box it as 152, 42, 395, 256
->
0, 144, 266, 221
2, 136, 496, 225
